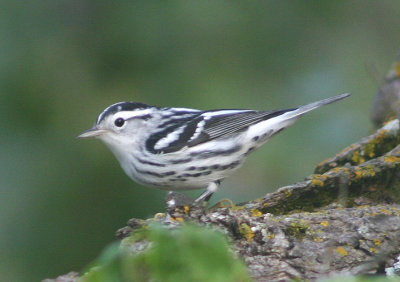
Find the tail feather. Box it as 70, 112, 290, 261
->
244, 93, 350, 143
291, 93, 350, 118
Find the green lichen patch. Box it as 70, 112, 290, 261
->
258, 151, 400, 215
260, 179, 344, 215
239, 223, 255, 242
284, 221, 309, 240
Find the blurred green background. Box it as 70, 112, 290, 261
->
1, 1, 400, 281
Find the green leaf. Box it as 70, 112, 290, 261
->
81, 224, 252, 282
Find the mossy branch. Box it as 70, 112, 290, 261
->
242, 119, 400, 215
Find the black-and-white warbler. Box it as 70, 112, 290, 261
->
78, 93, 350, 203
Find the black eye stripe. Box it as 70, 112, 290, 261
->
114, 114, 152, 127
126, 114, 152, 121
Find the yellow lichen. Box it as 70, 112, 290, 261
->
353, 166, 376, 180
284, 189, 292, 197
357, 166, 376, 179
231, 204, 246, 211
314, 237, 324, 242
384, 156, 400, 163
380, 208, 392, 215
310, 174, 327, 187
183, 206, 190, 214
369, 247, 377, 253
336, 247, 348, 256
171, 217, 184, 223
373, 238, 382, 247
320, 221, 329, 227
354, 170, 363, 180
239, 223, 255, 242
364, 144, 376, 158
364, 130, 388, 158
367, 150, 375, 158
311, 178, 324, 187
266, 233, 275, 240
376, 128, 388, 140
250, 209, 263, 217
245, 232, 255, 241
351, 151, 365, 164
330, 167, 350, 175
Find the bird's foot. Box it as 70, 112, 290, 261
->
165, 191, 207, 219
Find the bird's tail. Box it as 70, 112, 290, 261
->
244, 93, 350, 145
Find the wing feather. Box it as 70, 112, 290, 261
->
146, 108, 295, 154
199, 109, 295, 140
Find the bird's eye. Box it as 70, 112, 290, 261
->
114, 118, 125, 127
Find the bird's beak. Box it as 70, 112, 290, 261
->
77, 126, 108, 138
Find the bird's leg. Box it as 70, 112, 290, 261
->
165, 181, 221, 214
194, 181, 220, 205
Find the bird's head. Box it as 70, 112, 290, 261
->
78, 102, 155, 148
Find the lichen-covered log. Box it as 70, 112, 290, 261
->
242, 123, 400, 215
43, 55, 400, 282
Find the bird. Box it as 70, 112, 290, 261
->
78, 93, 350, 204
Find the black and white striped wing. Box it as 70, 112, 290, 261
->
196, 109, 294, 142
146, 108, 295, 154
